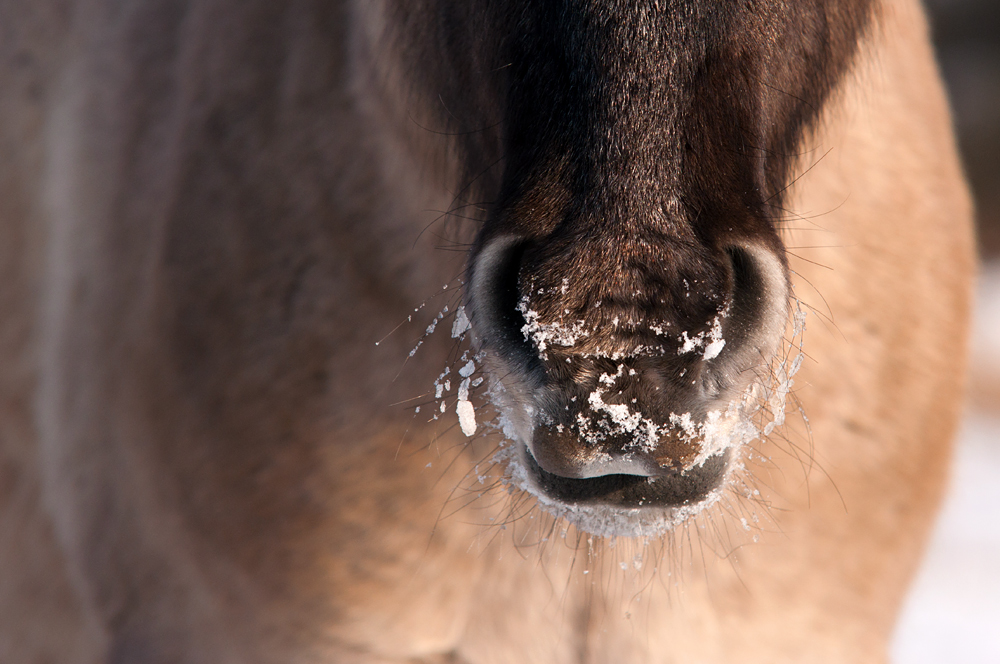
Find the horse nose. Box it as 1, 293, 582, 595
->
467, 232, 788, 495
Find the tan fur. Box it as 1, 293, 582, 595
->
0, 0, 973, 662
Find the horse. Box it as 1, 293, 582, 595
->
0, 0, 974, 661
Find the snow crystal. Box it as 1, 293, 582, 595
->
517, 295, 590, 356
702, 338, 725, 360
457, 399, 477, 437
581, 365, 662, 451
451, 306, 471, 338
678, 313, 726, 360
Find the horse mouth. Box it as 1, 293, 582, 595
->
517, 443, 731, 510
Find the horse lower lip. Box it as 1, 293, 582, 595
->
521, 445, 729, 508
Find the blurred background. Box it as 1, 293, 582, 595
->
926, 0, 1000, 261
892, 1, 1000, 662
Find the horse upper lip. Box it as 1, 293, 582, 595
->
523, 442, 667, 479
517, 442, 732, 509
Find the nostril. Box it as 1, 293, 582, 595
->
467, 235, 542, 380
484, 240, 526, 344
689, 247, 753, 400
701, 245, 789, 393
722, 245, 770, 353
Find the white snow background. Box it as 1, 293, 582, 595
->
892, 263, 1000, 663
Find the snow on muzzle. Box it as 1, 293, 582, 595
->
467, 234, 790, 517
